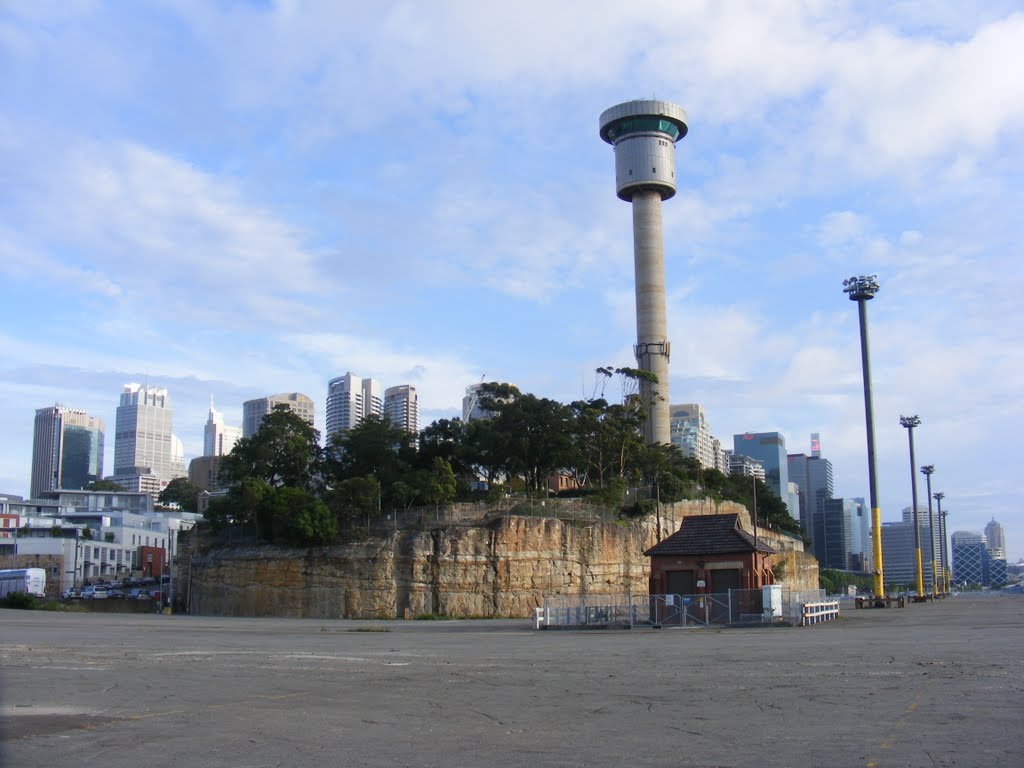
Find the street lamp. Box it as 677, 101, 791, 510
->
843, 275, 885, 602
934, 491, 948, 593
920, 465, 938, 597
900, 415, 925, 601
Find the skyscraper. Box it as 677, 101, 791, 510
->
112, 384, 183, 492
846, 498, 870, 571
30, 405, 104, 498
984, 518, 1006, 560
383, 385, 419, 437
883, 520, 935, 588
788, 452, 833, 547
814, 498, 852, 570
734, 432, 790, 512
325, 374, 381, 439
203, 398, 241, 457
242, 393, 314, 438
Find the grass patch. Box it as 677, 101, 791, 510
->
414, 613, 449, 621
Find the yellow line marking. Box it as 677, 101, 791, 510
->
866, 679, 932, 767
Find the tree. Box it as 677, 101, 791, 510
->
325, 476, 381, 528
220, 405, 323, 493
487, 394, 575, 494
86, 480, 125, 492
158, 477, 200, 512
325, 414, 412, 494
202, 476, 271, 534
257, 487, 336, 547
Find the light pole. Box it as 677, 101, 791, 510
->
920, 465, 938, 597
843, 275, 885, 602
900, 415, 925, 600
934, 491, 948, 593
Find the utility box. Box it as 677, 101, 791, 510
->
762, 585, 783, 622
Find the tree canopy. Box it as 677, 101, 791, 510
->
158, 477, 200, 512
204, 380, 805, 545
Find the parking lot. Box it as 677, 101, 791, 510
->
2, 594, 1021, 767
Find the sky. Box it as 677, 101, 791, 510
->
1, 1, 1022, 561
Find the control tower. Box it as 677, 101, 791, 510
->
599, 99, 688, 445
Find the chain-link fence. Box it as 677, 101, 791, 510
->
539, 587, 829, 629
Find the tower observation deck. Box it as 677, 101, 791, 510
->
600, 99, 688, 445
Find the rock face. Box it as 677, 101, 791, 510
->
182, 500, 819, 619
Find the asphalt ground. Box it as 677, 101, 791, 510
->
1, 594, 1021, 768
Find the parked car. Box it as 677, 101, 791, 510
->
126, 588, 150, 600
61, 588, 81, 599
81, 586, 109, 599
107, 589, 126, 599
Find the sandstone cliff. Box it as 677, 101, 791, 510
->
181, 500, 818, 619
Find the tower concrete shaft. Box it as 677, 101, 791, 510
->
600, 99, 688, 445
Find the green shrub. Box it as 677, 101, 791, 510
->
1, 592, 36, 609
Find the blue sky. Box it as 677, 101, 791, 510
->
2, 1, 1022, 560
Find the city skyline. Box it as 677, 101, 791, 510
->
1, 4, 1021, 560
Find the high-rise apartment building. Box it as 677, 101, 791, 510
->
383, 385, 419, 437
733, 432, 790, 513
669, 403, 716, 469
112, 385, 183, 491
325, 374, 381, 439
242, 393, 314, 438
724, 451, 765, 481
30, 405, 105, 498
984, 518, 1005, 560
710, 437, 730, 475
462, 382, 516, 422
204, 398, 241, 457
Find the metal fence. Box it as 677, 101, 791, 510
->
538, 587, 829, 630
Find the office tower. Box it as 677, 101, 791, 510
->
813, 498, 852, 570
846, 498, 870, 570
325, 374, 381, 438
242, 393, 314, 438
30, 405, 104, 498
384, 385, 419, 437
786, 483, 801, 523
669, 403, 716, 469
788, 452, 834, 547
600, 99, 688, 445
733, 432, 790, 511
951, 531, 988, 586
113, 384, 181, 485
203, 398, 241, 457
901, 504, 940, 572
882, 520, 935, 588
984, 518, 1006, 560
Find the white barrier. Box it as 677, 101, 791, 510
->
801, 600, 840, 626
